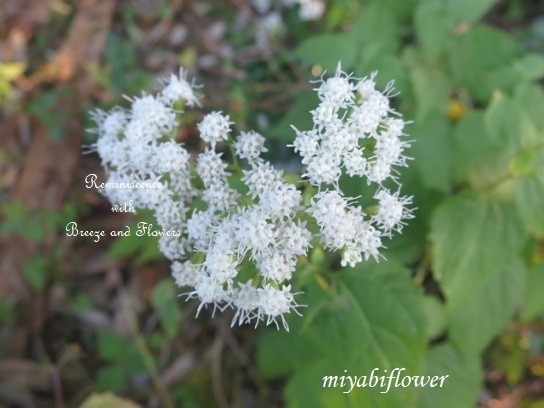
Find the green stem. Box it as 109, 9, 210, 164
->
133, 332, 175, 408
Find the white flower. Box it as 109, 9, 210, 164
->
202, 181, 240, 211
90, 64, 414, 330
159, 235, 187, 260
231, 280, 260, 326
196, 148, 229, 187
374, 189, 414, 235
353, 222, 383, 262
234, 210, 277, 258
258, 284, 303, 331
256, 252, 297, 282
152, 140, 191, 174
316, 65, 355, 108
129, 94, 176, 135
161, 68, 201, 107
192, 274, 230, 316
234, 130, 267, 163
172, 261, 199, 287
198, 111, 233, 148
242, 161, 284, 198
298, 0, 325, 21
258, 183, 302, 220
290, 127, 320, 164
204, 249, 239, 285
187, 210, 219, 251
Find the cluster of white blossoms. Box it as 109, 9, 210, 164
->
292, 64, 414, 267
252, 0, 325, 21
89, 64, 413, 331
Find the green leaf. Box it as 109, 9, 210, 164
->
107, 216, 163, 264
513, 53, 544, 80
513, 82, 544, 129
357, 54, 409, 96
284, 261, 426, 407
521, 263, 544, 321
268, 91, 319, 142
485, 92, 538, 150
430, 193, 527, 306
23, 257, 48, 290
80, 392, 141, 408
350, 3, 399, 65
447, 0, 497, 23
509, 147, 535, 177
98, 329, 131, 361
417, 344, 482, 408
410, 65, 450, 122
257, 327, 305, 380
0, 62, 25, 81
0, 62, 25, 102
451, 111, 496, 182
448, 259, 526, 357
414, 1, 456, 55
0, 202, 45, 242
368, 0, 419, 20
96, 364, 129, 392
151, 279, 182, 338
294, 34, 358, 72
410, 115, 453, 193
515, 175, 544, 239
447, 25, 521, 102
422, 296, 446, 341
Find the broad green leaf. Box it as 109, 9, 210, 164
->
414, 1, 456, 55
451, 111, 496, 182
381, 219, 426, 265
521, 263, 544, 321
509, 148, 535, 177
422, 296, 446, 341
368, 0, 419, 20
410, 115, 453, 193
98, 329, 131, 361
448, 259, 526, 357
514, 82, 544, 128
257, 322, 317, 380
486, 64, 521, 94
447, 25, 521, 102
96, 364, 129, 392
410, 65, 450, 122
417, 344, 482, 408
283, 261, 426, 408
485, 92, 538, 150
350, 3, 399, 65
515, 175, 544, 239
513, 53, 544, 80
430, 193, 527, 305
294, 34, 358, 72
447, 0, 497, 23
356, 54, 409, 96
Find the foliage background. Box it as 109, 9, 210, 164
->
1, 0, 544, 407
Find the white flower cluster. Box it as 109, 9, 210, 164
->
252, 0, 325, 48
292, 64, 414, 267
90, 64, 414, 331
252, 0, 325, 21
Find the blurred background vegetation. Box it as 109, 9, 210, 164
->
1, 0, 544, 407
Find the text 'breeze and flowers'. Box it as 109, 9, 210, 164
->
89, 64, 414, 331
